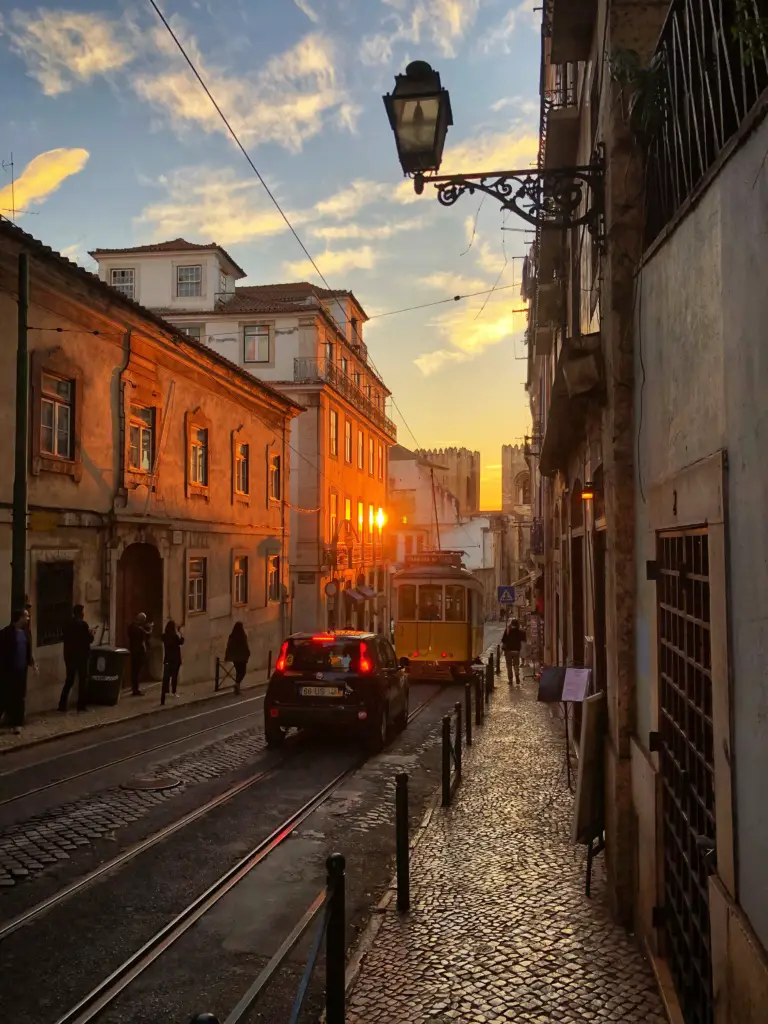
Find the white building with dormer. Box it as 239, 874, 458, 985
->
90, 238, 396, 633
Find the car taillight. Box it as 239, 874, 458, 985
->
441, 652, 447, 658
270, 708, 279, 718
359, 642, 372, 673
275, 641, 289, 672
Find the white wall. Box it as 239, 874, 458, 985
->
95, 252, 231, 312
636, 114, 768, 948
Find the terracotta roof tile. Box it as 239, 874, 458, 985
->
88, 238, 247, 278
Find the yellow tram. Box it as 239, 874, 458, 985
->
392, 551, 485, 681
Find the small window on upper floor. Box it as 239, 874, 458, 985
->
177, 265, 202, 298
111, 268, 135, 300
190, 426, 208, 487
353, 371, 361, 389
340, 356, 348, 376
129, 405, 154, 474
41, 374, 74, 461
244, 325, 270, 363
219, 270, 227, 294
269, 453, 281, 501
235, 442, 249, 495
176, 324, 202, 341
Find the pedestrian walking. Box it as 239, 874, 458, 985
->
0, 608, 37, 734
161, 620, 184, 705
59, 605, 95, 712
224, 621, 250, 695
127, 612, 153, 697
501, 618, 526, 686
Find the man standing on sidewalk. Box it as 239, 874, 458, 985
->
501, 618, 526, 686
127, 612, 153, 697
0, 608, 37, 734
59, 605, 95, 712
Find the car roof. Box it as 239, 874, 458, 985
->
287, 630, 378, 640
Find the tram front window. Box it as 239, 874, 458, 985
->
445, 585, 465, 621
398, 584, 416, 620
418, 584, 443, 621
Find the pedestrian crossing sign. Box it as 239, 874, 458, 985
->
497, 586, 516, 604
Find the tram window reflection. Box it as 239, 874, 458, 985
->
398, 584, 417, 620
418, 585, 443, 621
445, 585, 465, 621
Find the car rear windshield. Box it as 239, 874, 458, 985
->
286, 638, 366, 673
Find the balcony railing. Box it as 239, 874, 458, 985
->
294, 357, 398, 440
645, 0, 768, 246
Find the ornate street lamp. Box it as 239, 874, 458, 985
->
383, 61, 603, 233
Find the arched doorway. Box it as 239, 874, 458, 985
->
116, 543, 163, 684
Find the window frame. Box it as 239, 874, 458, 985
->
187, 555, 207, 614
110, 268, 135, 300
329, 491, 338, 542
40, 372, 74, 462
368, 504, 374, 541
344, 418, 353, 463
329, 408, 339, 458
397, 583, 417, 621
243, 324, 271, 364
35, 559, 75, 646
368, 437, 375, 476
128, 403, 155, 475
173, 324, 203, 341
186, 409, 212, 499
233, 554, 249, 607
31, 350, 83, 481
357, 499, 364, 537
232, 434, 250, 503
377, 442, 384, 481
357, 429, 365, 470
269, 452, 281, 502
344, 497, 352, 523
176, 264, 203, 298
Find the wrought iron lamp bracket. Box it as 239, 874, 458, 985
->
414, 154, 605, 235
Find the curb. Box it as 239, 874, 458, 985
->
0, 679, 270, 758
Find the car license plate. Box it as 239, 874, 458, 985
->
300, 685, 343, 698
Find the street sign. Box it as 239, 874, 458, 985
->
497, 585, 516, 604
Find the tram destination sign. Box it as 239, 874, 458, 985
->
405, 551, 463, 568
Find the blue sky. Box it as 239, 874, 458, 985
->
0, 0, 540, 507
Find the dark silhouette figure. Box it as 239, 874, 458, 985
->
59, 605, 95, 711
224, 622, 250, 695
0, 608, 36, 733
127, 612, 153, 696
161, 620, 184, 705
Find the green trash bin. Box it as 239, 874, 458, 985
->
88, 645, 130, 706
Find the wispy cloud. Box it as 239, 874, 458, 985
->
490, 95, 539, 117
311, 217, 424, 240
7, 8, 355, 153
314, 179, 393, 219
136, 166, 301, 245
479, 0, 539, 54
293, 0, 320, 23
6, 9, 133, 96
361, 0, 481, 65
284, 245, 378, 278
0, 148, 89, 215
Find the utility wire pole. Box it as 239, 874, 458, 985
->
12, 252, 29, 611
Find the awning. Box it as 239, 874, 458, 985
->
345, 589, 365, 602
357, 585, 376, 599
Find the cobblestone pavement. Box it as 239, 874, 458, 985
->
0, 667, 267, 755
0, 725, 266, 888
346, 661, 666, 1024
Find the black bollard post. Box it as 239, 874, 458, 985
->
495, 644, 501, 676
485, 661, 493, 703
441, 715, 451, 807
454, 701, 462, 781
326, 853, 346, 1024
475, 677, 483, 726
267, 649, 273, 679
465, 682, 473, 747
395, 773, 410, 913
215, 657, 221, 692
189, 1016, 221, 1024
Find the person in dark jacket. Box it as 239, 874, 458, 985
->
127, 612, 153, 696
59, 605, 95, 712
224, 622, 250, 695
501, 618, 526, 686
161, 620, 184, 705
0, 609, 37, 733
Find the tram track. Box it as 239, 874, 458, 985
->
0, 700, 266, 808
38, 684, 444, 1024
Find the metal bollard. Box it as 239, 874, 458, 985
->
189, 1016, 221, 1024
454, 701, 462, 780
465, 682, 473, 746
485, 660, 493, 703
495, 644, 501, 676
326, 853, 346, 1024
441, 715, 452, 807
214, 657, 221, 692
475, 678, 483, 726
395, 773, 410, 913
267, 649, 273, 678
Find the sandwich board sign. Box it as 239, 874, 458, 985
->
497, 585, 516, 604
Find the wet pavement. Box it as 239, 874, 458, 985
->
346, 656, 666, 1024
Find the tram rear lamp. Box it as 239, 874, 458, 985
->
441, 652, 447, 658
275, 641, 289, 672
269, 708, 279, 718
412, 650, 419, 657
357, 710, 368, 720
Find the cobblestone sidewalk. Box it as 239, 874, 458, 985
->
0, 667, 267, 756
346, 662, 666, 1024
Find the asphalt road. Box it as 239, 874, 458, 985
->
0, 680, 467, 1024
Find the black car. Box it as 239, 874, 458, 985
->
264, 631, 410, 751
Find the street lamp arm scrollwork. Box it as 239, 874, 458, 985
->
414, 163, 603, 232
